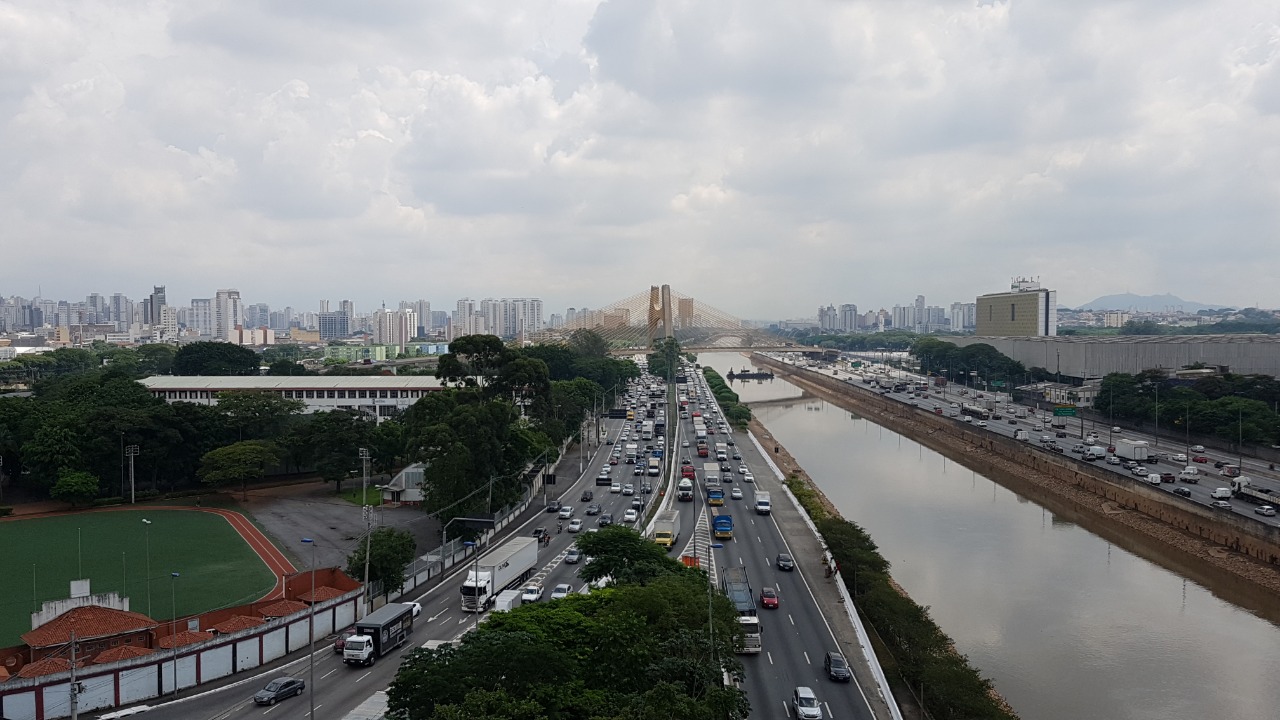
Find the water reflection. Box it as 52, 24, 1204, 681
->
698, 353, 1280, 720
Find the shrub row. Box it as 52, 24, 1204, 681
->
0, 506, 12, 517
784, 475, 1017, 720
702, 367, 753, 427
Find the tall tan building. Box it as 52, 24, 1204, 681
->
975, 279, 1057, 337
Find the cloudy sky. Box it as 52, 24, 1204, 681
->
3, 0, 1278, 319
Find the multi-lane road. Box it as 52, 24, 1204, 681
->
126, 369, 887, 720
768, 354, 1280, 528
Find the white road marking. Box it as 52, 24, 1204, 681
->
767, 651, 775, 665
824, 701, 833, 718
305, 704, 323, 717
803, 650, 811, 665
320, 669, 336, 679
789, 614, 796, 626
261, 703, 280, 714
782, 700, 792, 717
355, 671, 372, 683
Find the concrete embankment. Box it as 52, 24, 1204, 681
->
750, 353, 1280, 601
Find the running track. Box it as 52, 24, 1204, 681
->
2, 505, 297, 601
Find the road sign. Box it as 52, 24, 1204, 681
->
1053, 405, 1077, 417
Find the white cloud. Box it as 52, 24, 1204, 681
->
2, 0, 1279, 316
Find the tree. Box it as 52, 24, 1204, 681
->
172, 342, 260, 376
216, 391, 306, 441
136, 344, 177, 375
21, 423, 81, 487
265, 359, 312, 376
305, 410, 375, 493
574, 525, 686, 586
346, 526, 417, 595
197, 440, 279, 498
51, 470, 100, 506
567, 328, 609, 358
435, 335, 512, 388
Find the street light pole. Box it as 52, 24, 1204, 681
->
464, 540, 480, 629
142, 519, 152, 618
359, 448, 372, 605
126, 445, 140, 503
302, 538, 316, 720
169, 572, 180, 697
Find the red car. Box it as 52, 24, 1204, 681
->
609, 457, 618, 465
1192, 456, 1209, 463
760, 587, 779, 609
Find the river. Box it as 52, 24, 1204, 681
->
699, 352, 1280, 720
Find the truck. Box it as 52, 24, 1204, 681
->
625, 443, 638, 463
707, 486, 725, 506
720, 567, 762, 653
677, 478, 695, 501
653, 510, 682, 550
693, 420, 707, 440
647, 457, 662, 476
754, 491, 772, 515
715, 442, 728, 461
1231, 478, 1279, 505
461, 537, 539, 612
1084, 445, 1108, 460
642, 421, 655, 440
696, 440, 709, 458
1015, 407, 1028, 419
1114, 439, 1150, 463
493, 589, 523, 612
703, 462, 720, 485
681, 464, 696, 479
343, 603, 415, 666
1014, 429, 1029, 442
712, 514, 734, 539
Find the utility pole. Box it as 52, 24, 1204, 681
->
360, 448, 372, 604
69, 630, 79, 720
125, 445, 140, 503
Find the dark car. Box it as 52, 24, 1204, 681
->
1008, 418, 1017, 424
726, 439, 735, 446
598, 513, 614, 527
585, 503, 601, 515
533, 527, 547, 540
776, 553, 795, 571
681, 457, 692, 466
1160, 473, 1175, 483
732, 452, 742, 460
545, 499, 561, 513
824, 651, 852, 682
720, 463, 732, 473
254, 677, 305, 705
1173, 487, 1192, 498
1214, 460, 1226, 469
333, 628, 354, 653
1055, 431, 1067, 438
580, 490, 594, 502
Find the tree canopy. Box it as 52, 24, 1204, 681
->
173, 342, 261, 376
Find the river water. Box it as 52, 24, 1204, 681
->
699, 353, 1280, 720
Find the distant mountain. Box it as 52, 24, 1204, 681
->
1073, 293, 1230, 313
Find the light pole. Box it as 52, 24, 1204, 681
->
359, 448, 372, 604
464, 540, 480, 629
302, 538, 317, 720
169, 572, 179, 697
142, 519, 152, 618
126, 445, 140, 503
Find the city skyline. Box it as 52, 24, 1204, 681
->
4, 3, 1279, 316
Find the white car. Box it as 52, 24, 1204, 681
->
1106, 455, 1121, 465
521, 585, 543, 602
567, 518, 583, 533
610, 482, 621, 493
622, 509, 639, 523
730, 487, 743, 500
976, 420, 987, 428
1171, 453, 1187, 462
743, 472, 754, 483
550, 583, 573, 600
1190, 444, 1205, 453
682, 440, 690, 447
558, 505, 574, 519
601, 465, 611, 475
622, 483, 635, 496
738, 465, 748, 475
406, 601, 422, 617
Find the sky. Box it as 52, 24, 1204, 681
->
3, 1, 1279, 319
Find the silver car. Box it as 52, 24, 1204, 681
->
793, 686, 822, 719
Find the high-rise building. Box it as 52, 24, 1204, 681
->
339, 300, 355, 319
245, 303, 271, 329
319, 300, 330, 313
839, 304, 858, 332
373, 308, 417, 352
430, 310, 448, 330
214, 289, 243, 340
148, 286, 167, 325
318, 311, 350, 340
108, 293, 132, 330
975, 278, 1057, 337
549, 313, 563, 329
190, 298, 214, 336
818, 305, 838, 331
914, 295, 926, 333
401, 300, 430, 336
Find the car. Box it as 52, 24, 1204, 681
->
682, 440, 690, 447
1190, 444, 1205, 453
1055, 431, 1068, 438
732, 452, 742, 460
1213, 460, 1226, 469
567, 518, 583, 533
726, 438, 736, 446
558, 505, 574, 519
623, 509, 639, 523
1173, 487, 1192, 498
1256, 505, 1277, 517
580, 490, 594, 502
533, 527, 548, 540
609, 456, 618, 465
406, 601, 422, 617
1131, 466, 1150, 477
1171, 453, 1187, 463
598, 513, 614, 527
824, 651, 852, 682
1008, 418, 1018, 425
641, 482, 653, 494
1111, 426, 1122, 432
1211, 500, 1233, 510
622, 483, 635, 495
681, 457, 692, 466
254, 677, 305, 705
565, 548, 582, 564
738, 465, 748, 475
743, 472, 755, 483
731, 487, 743, 500
586, 503, 601, 515
776, 553, 795, 571
720, 462, 732, 473
333, 627, 355, 653
792, 686, 822, 719
601, 465, 611, 475
521, 585, 544, 602
1192, 455, 1209, 463
545, 500, 561, 513
550, 583, 573, 600
760, 586, 779, 609
633, 466, 643, 476
976, 420, 988, 427
610, 482, 621, 493
1160, 473, 1175, 483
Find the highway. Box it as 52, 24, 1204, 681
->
765, 353, 1280, 528
124, 367, 886, 720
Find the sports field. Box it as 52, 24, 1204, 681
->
0, 508, 278, 648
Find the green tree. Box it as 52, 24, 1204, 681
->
172, 341, 260, 376
567, 328, 609, 358
136, 344, 177, 375
197, 440, 279, 498
265, 359, 312, 376
216, 391, 306, 441
436, 335, 513, 388
345, 526, 417, 595
21, 423, 81, 487
51, 470, 100, 507
573, 525, 684, 586
306, 410, 375, 493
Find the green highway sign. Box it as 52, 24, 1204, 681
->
1053, 405, 1077, 417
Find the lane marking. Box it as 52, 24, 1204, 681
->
803, 650, 811, 665
355, 671, 371, 683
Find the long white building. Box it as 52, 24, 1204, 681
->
139, 376, 445, 421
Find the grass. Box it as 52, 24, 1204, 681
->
0, 509, 277, 648
337, 486, 384, 507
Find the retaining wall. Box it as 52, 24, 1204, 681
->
750, 354, 1280, 566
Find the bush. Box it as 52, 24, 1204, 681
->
92, 497, 125, 507
702, 367, 752, 427
0, 506, 12, 517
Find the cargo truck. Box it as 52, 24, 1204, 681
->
677, 478, 695, 501
343, 603, 415, 666
707, 487, 725, 506
461, 537, 539, 612
1231, 478, 1279, 505
625, 443, 638, 463
653, 510, 682, 550
715, 443, 728, 461
647, 457, 662, 476
697, 441, 709, 458
754, 491, 772, 515
720, 567, 762, 653
493, 589, 523, 613
1114, 439, 1150, 462
712, 514, 734, 539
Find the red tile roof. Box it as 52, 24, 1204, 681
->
210, 615, 264, 634
157, 630, 214, 649
258, 600, 308, 618
22, 606, 157, 649
297, 586, 345, 603
18, 657, 72, 678
93, 645, 155, 664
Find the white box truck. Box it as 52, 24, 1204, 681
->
754, 491, 772, 516
461, 537, 539, 612
1114, 439, 1150, 462
653, 510, 682, 551
493, 589, 524, 613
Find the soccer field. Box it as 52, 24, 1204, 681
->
0, 509, 278, 648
